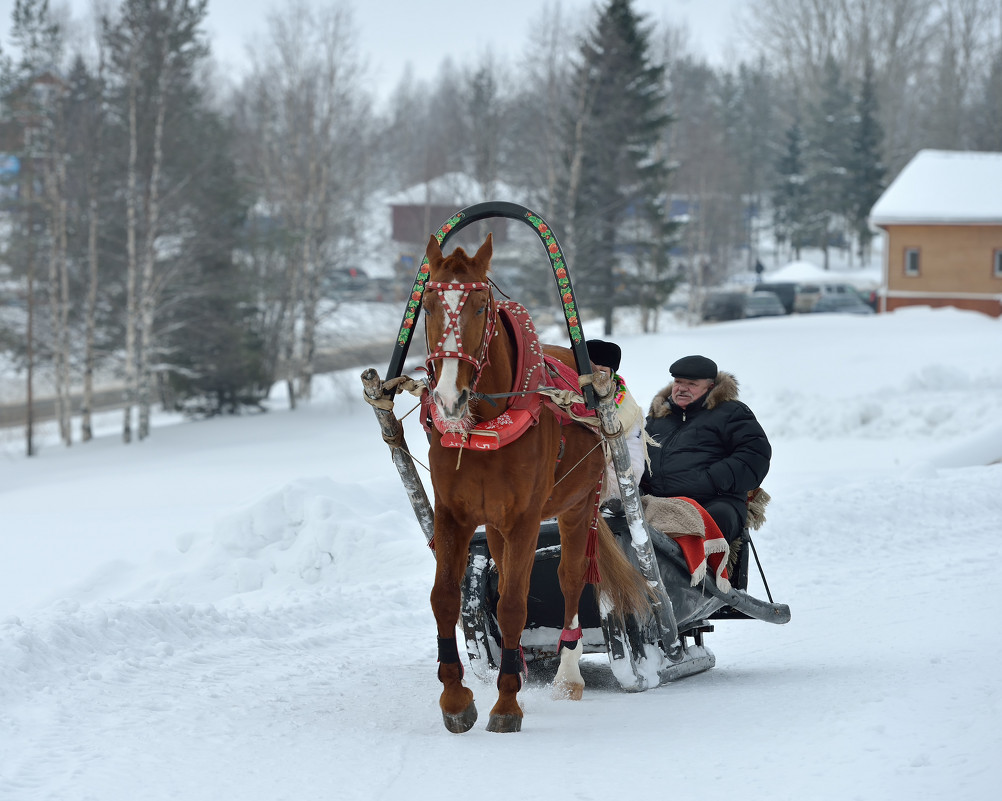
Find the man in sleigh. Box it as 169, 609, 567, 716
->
640, 355, 773, 592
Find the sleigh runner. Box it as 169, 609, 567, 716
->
361, 202, 790, 730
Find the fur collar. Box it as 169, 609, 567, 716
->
648, 372, 739, 418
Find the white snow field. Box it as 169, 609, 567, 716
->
1, 304, 1000, 801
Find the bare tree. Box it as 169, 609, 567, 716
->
234, 0, 371, 405
506, 1, 580, 217
76, 46, 107, 443
921, 0, 999, 149
743, 0, 999, 173
42, 109, 72, 444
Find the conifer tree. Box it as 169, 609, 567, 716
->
847, 57, 886, 265
563, 0, 674, 335
3, 0, 64, 455
805, 55, 853, 268
773, 120, 809, 261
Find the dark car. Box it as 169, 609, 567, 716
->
701, 290, 746, 322
744, 291, 787, 318
753, 282, 796, 314
810, 293, 875, 315
325, 267, 370, 299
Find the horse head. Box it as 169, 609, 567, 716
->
422, 233, 496, 427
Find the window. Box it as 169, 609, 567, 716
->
994, 249, 1002, 279
904, 248, 920, 276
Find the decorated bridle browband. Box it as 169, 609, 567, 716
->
423, 280, 497, 387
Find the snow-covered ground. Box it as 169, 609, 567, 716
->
1, 302, 1001, 801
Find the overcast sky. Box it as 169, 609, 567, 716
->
1, 0, 745, 100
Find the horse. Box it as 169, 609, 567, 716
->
421, 232, 652, 733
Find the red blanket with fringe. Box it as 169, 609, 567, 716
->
642, 495, 731, 592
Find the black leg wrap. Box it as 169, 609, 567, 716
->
499, 647, 521, 674
438, 636, 461, 663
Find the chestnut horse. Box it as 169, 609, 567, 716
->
422, 233, 651, 733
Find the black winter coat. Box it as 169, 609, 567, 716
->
640, 372, 771, 528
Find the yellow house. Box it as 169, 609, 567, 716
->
869, 150, 1002, 317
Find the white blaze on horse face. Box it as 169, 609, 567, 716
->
434, 288, 466, 420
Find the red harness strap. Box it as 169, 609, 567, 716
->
558, 626, 583, 652
423, 301, 548, 449
423, 301, 600, 449
424, 280, 493, 374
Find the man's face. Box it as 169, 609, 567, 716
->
671, 377, 714, 409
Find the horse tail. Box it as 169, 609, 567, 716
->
593, 515, 655, 618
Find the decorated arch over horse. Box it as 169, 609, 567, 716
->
385, 201, 598, 410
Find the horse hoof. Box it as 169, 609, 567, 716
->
486, 713, 523, 733
442, 700, 478, 734
553, 680, 584, 701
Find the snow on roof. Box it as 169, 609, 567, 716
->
386, 171, 527, 207
762, 260, 880, 287
869, 149, 1002, 226
764, 260, 830, 282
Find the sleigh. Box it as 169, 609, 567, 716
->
361, 201, 790, 704
459, 511, 790, 689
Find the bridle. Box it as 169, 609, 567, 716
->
423, 280, 497, 392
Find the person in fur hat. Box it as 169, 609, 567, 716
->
640, 355, 771, 544
586, 339, 652, 504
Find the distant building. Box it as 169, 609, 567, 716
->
869, 150, 1002, 317
386, 172, 529, 280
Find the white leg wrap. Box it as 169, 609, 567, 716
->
554, 636, 584, 688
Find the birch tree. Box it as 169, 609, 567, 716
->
65, 49, 108, 443
105, 0, 208, 441
42, 98, 71, 444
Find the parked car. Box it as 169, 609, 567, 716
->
795, 282, 868, 313
753, 282, 797, 314
810, 293, 875, 314
701, 290, 746, 322
791, 283, 818, 313
744, 291, 787, 318
325, 267, 370, 299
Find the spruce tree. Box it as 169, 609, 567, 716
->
847, 58, 886, 265
773, 120, 809, 260
563, 0, 674, 335
2, 0, 64, 455
805, 55, 853, 268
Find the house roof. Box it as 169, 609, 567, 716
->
869, 149, 1002, 226
386, 172, 527, 207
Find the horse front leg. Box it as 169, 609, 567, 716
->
552, 507, 594, 701
429, 510, 477, 734
485, 521, 536, 733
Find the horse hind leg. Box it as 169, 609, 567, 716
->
552, 506, 597, 701
553, 616, 585, 700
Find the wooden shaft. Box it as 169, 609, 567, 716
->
361, 368, 435, 545
592, 371, 680, 648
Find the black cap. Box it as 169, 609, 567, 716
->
586, 339, 622, 372
669, 355, 717, 380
